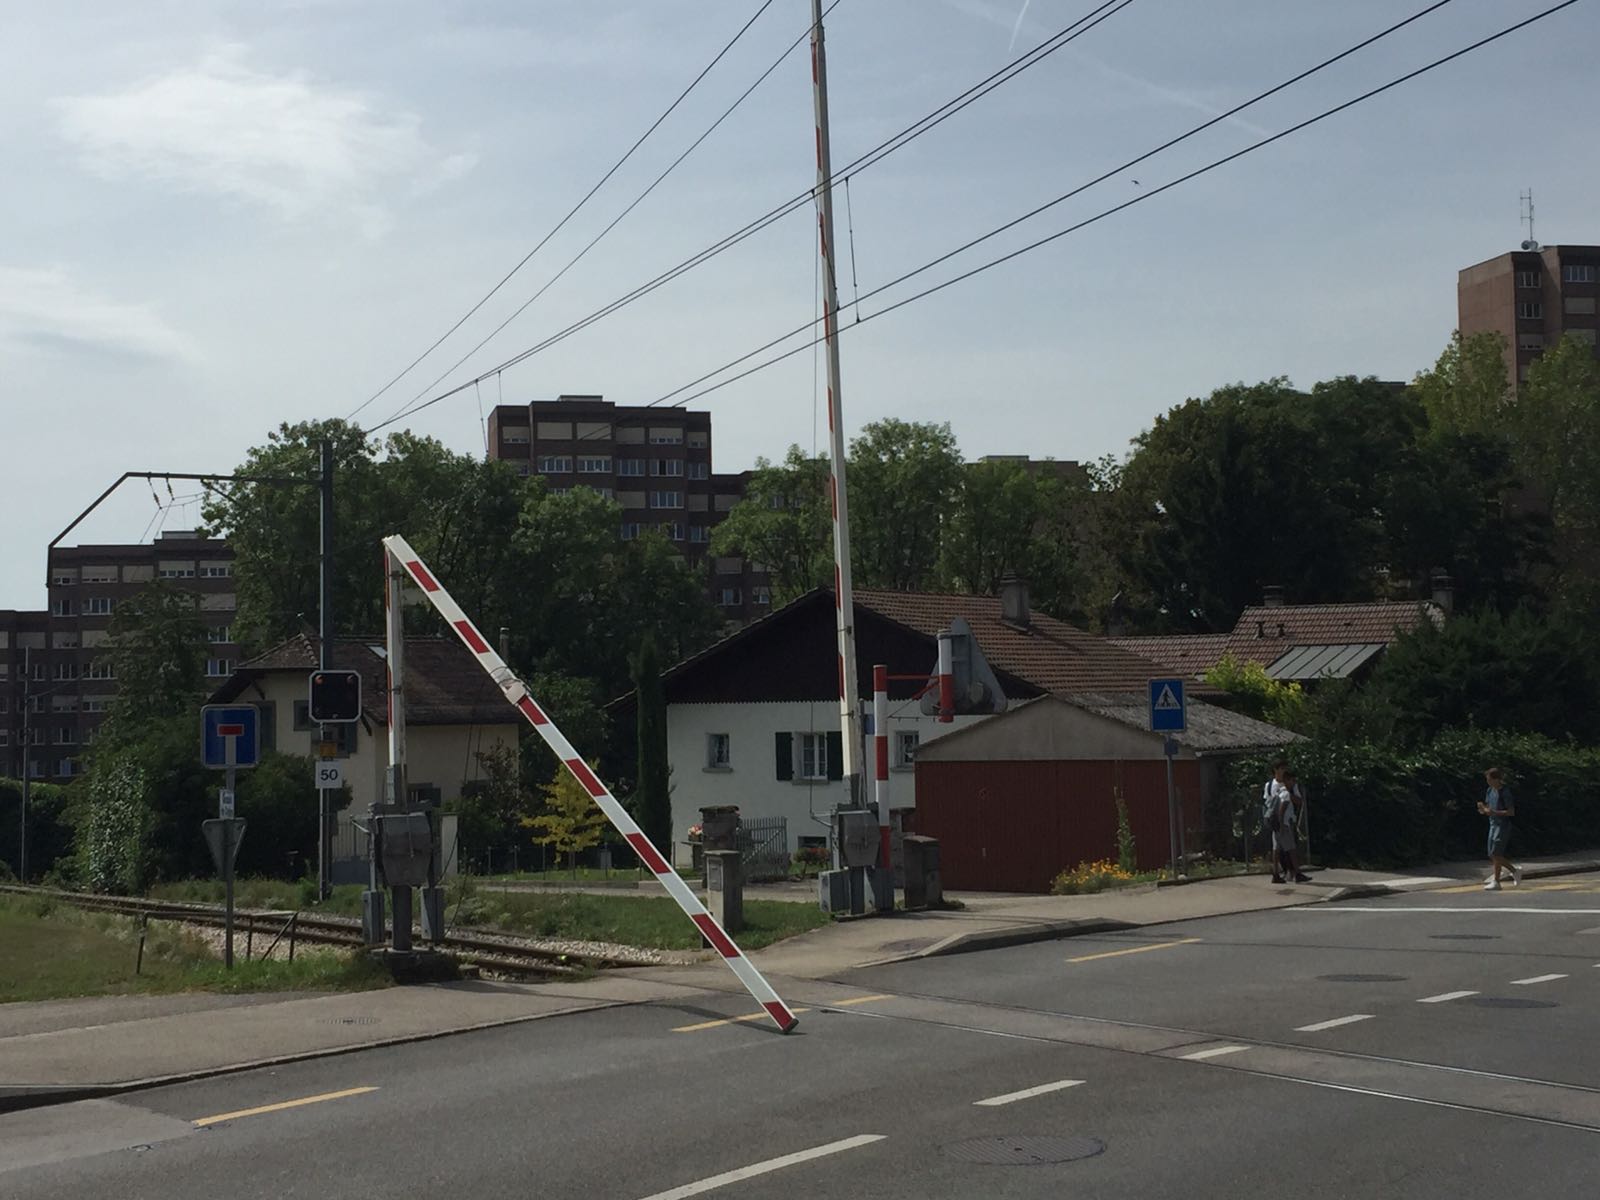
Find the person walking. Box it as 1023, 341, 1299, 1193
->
1478, 767, 1522, 891
1274, 769, 1312, 884
1263, 759, 1288, 882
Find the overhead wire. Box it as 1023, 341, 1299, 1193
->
365, 0, 1134, 434
346, 0, 780, 422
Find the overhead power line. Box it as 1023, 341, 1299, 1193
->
367, 0, 1134, 434
347, 0, 779, 422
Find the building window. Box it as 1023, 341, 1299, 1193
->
577, 456, 612, 473
206, 658, 234, 678
706, 733, 731, 769
82, 567, 118, 584
1572, 328, 1598, 346
201, 564, 233, 578
537, 456, 573, 473
51, 571, 77, 586
620, 523, 642, 541
0, 731, 7, 747
50, 598, 74, 617
31, 662, 47, 682
894, 730, 920, 768
1515, 270, 1540, 289
650, 459, 684, 477
1563, 264, 1597, 284
799, 733, 828, 780
660, 522, 685, 541
688, 525, 710, 544
649, 432, 684, 446
753, 586, 771, 605
55, 727, 76, 745
515, 463, 531, 477
53, 663, 78, 681
686, 462, 709, 480
207, 625, 232, 644
582, 485, 615, 499
85, 661, 115, 681
158, 565, 195, 579
1516, 301, 1543, 320
648, 491, 682, 509
84, 697, 110, 713
617, 459, 646, 477
719, 587, 742, 606
1518, 333, 1545, 353
27, 761, 44, 779
54, 759, 76, 779
501, 428, 530, 445
84, 597, 114, 616
1565, 296, 1597, 315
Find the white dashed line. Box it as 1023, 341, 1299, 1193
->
1417, 991, 1478, 1004
1181, 1044, 1251, 1061
1510, 974, 1568, 986
635, 1136, 887, 1200
1295, 1014, 1374, 1032
973, 1079, 1085, 1107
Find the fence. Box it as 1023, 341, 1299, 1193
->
737, 816, 790, 882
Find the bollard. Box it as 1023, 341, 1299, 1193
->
705, 849, 744, 935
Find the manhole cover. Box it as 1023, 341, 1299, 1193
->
1431, 934, 1497, 941
322, 1016, 380, 1025
1318, 974, 1406, 983
1465, 997, 1557, 1010
942, 1135, 1105, 1166
880, 938, 937, 954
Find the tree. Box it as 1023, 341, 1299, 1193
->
457, 742, 536, 861
632, 636, 671, 853
1411, 330, 1510, 437
848, 419, 964, 590
709, 446, 832, 604
99, 582, 208, 730
524, 761, 609, 874
938, 459, 1048, 595
232, 752, 326, 878
1203, 654, 1310, 732
1515, 334, 1600, 606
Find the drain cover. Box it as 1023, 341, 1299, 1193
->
322, 1016, 380, 1025
1466, 997, 1557, 1010
942, 1135, 1105, 1166
1319, 974, 1406, 983
1431, 934, 1497, 941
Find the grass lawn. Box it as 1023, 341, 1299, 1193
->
476, 867, 648, 885
149, 878, 366, 915
458, 890, 832, 952
0, 896, 390, 1004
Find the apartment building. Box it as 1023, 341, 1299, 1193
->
0, 609, 50, 781
486, 396, 770, 623
1459, 243, 1600, 393
35, 531, 238, 778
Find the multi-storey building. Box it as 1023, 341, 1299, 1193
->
36, 531, 238, 778
1459, 243, 1600, 393
487, 396, 770, 623
0, 609, 50, 781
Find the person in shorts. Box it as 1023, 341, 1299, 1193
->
1478, 767, 1521, 891
1274, 769, 1311, 884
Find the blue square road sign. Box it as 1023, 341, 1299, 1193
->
1148, 678, 1186, 733
202, 705, 261, 770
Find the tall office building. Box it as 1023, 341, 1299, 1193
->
1459, 244, 1600, 393
486, 396, 769, 623
0, 609, 49, 781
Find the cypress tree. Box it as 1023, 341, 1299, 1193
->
633, 635, 672, 854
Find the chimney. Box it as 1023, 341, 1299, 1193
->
999, 572, 1030, 628
1263, 585, 1285, 608
1429, 569, 1454, 616
499, 627, 511, 661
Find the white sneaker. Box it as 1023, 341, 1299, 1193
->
1484, 879, 1501, 891
1510, 865, 1522, 887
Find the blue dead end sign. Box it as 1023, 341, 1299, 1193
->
202, 704, 261, 770
1148, 678, 1186, 734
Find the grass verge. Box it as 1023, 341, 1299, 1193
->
456, 889, 831, 951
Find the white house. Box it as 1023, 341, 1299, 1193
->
616, 580, 1179, 863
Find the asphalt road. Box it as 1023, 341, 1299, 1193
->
4, 872, 1598, 1199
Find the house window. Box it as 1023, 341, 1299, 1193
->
617, 459, 646, 477
688, 525, 710, 544
894, 730, 920, 768
206, 658, 234, 678
620, 523, 643, 541
55, 727, 76, 745
720, 588, 741, 606
50, 598, 74, 617
577, 456, 612, 473
1563, 264, 1597, 284
208, 625, 232, 643
706, 733, 731, 769
501, 427, 530, 445
1515, 270, 1540, 289
538, 456, 573, 473
799, 733, 828, 780
201, 564, 232, 578
753, 586, 771, 606
84, 597, 114, 616
650, 459, 683, 477
686, 462, 708, 480
774, 730, 841, 782
649, 491, 682, 509
1516, 301, 1543, 320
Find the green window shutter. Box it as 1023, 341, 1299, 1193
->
775, 732, 794, 781
826, 731, 843, 781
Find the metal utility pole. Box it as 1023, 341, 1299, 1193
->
810, 0, 863, 810
318, 440, 334, 901
382, 548, 411, 952
18, 646, 30, 883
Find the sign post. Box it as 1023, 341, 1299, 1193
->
1149, 680, 1187, 881
202, 705, 259, 968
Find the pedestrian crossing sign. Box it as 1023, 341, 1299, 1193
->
1149, 678, 1186, 732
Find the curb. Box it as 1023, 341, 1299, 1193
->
0, 999, 624, 1116
1325, 859, 1600, 903
856, 918, 1138, 967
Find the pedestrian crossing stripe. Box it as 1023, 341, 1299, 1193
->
1154, 684, 1182, 710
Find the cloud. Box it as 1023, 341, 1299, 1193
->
0, 266, 195, 362
54, 46, 474, 234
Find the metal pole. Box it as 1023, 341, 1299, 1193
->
810, 0, 863, 805
318, 438, 334, 901
19, 646, 29, 883
384, 546, 410, 953
1165, 747, 1178, 881
223, 822, 236, 969
873, 665, 890, 868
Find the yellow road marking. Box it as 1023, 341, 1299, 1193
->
674, 1008, 813, 1033
831, 994, 893, 1007
1067, 937, 1201, 964
192, 1086, 378, 1127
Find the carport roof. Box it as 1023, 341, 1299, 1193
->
1265, 642, 1386, 681
1066, 693, 1302, 754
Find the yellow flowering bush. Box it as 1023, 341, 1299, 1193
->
1050, 859, 1139, 895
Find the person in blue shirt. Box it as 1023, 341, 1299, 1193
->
1477, 766, 1522, 891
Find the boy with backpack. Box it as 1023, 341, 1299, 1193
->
1478, 767, 1522, 891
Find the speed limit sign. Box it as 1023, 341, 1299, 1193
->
315, 761, 344, 791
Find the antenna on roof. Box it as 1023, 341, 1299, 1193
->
1520, 189, 1539, 251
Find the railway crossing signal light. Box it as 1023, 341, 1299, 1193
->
308, 669, 362, 723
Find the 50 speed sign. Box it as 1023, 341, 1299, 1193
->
315, 762, 344, 791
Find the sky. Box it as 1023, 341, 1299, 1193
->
2, 0, 1596, 611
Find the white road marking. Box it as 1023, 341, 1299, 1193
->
1510, 974, 1568, 986
1417, 991, 1478, 1004
1295, 907, 1600, 915
1367, 876, 1453, 888
973, 1079, 1085, 1107
1180, 1044, 1250, 1061
1296, 1014, 1374, 1032
636, 1135, 887, 1200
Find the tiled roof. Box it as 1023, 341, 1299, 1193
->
853, 589, 1202, 698
1223, 601, 1441, 666
1108, 634, 1230, 677
209, 634, 513, 726
1067, 692, 1303, 754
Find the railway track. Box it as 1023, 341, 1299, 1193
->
0, 883, 657, 978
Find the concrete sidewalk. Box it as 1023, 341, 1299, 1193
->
4, 852, 1595, 1110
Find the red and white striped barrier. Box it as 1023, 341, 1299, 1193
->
872, 664, 890, 868
381, 534, 799, 1033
